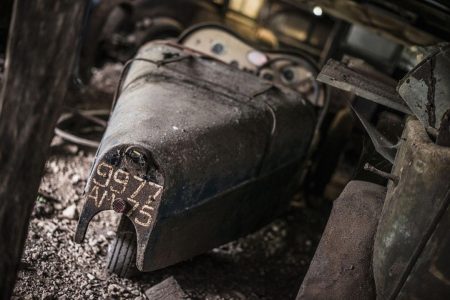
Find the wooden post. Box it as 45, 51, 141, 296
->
0, 1, 88, 298
0, 0, 14, 53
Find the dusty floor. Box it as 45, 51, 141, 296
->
12, 141, 329, 300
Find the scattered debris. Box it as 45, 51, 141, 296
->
145, 277, 188, 300
61, 204, 79, 220
33, 196, 55, 219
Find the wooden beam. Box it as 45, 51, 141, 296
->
0, 1, 88, 298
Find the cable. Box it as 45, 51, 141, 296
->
54, 127, 100, 148
54, 109, 109, 149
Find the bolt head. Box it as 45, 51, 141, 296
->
112, 199, 129, 214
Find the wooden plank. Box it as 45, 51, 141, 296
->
0, 1, 88, 298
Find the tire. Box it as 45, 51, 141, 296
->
107, 216, 140, 278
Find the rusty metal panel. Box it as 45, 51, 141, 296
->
317, 58, 411, 114
373, 118, 450, 299
75, 41, 316, 271
397, 200, 450, 300
398, 44, 450, 131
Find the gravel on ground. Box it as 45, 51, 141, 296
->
12, 66, 330, 299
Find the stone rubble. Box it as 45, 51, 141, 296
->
13, 147, 325, 299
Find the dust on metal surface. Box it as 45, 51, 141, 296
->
317, 58, 411, 114
373, 118, 450, 300
75, 40, 316, 272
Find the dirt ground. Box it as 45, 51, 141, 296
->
12, 140, 329, 300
